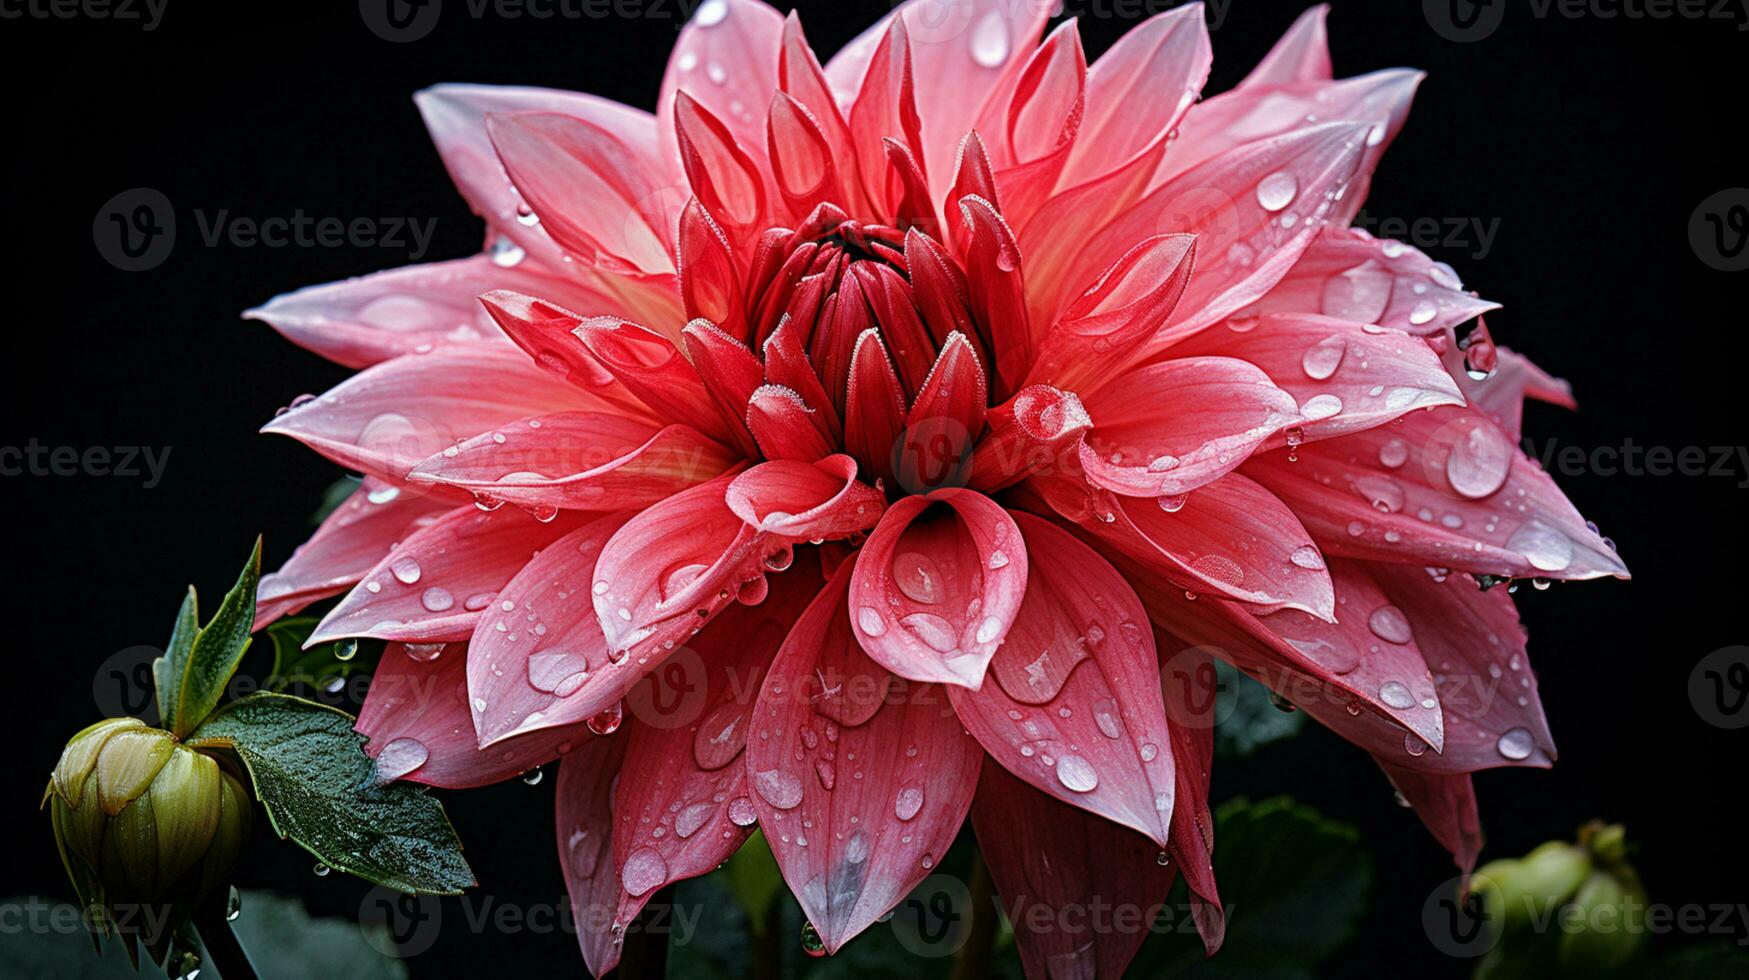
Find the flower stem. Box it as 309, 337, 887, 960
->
194, 902, 258, 980
951, 849, 997, 980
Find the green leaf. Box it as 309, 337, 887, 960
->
1214, 659, 1306, 759
154, 539, 262, 737
1134, 796, 1372, 979
262, 615, 384, 693
190, 692, 474, 895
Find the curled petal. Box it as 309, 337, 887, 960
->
744, 559, 983, 954
979, 20, 1087, 227
408, 413, 737, 513
849, 490, 1028, 688
658, 0, 785, 176
1245, 226, 1500, 336
950, 513, 1177, 844
902, 333, 989, 491
477, 291, 649, 415
746, 384, 835, 462
843, 330, 909, 488
956, 196, 1033, 395
359, 642, 583, 789
591, 474, 785, 661
572, 315, 744, 450
310, 506, 593, 645
725, 455, 887, 540
677, 201, 748, 338
1061, 3, 1210, 185
967, 385, 1091, 493
1077, 356, 1301, 498
555, 735, 636, 977
673, 93, 771, 243
1026, 234, 1195, 392
261, 345, 588, 485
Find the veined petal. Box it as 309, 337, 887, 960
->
1156, 636, 1223, 953
408, 412, 734, 517
358, 642, 583, 789
746, 384, 835, 462
1170, 313, 1464, 443
971, 762, 1177, 980
1025, 234, 1196, 392
261, 345, 589, 485
1060, 3, 1210, 187
967, 385, 1091, 493
902, 333, 989, 492
849, 490, 1028, 689
555, 734, 637, 977
1378, 765, 1484, 873
1077, 356, 1301, 498
467, 513, 633, 747
956, 196, 1033, 395
572, 315, 746, 450
743, 559, 983, 954
256, 480, 451, 627
977, 20, 1087, 228
1243, 226, 1499, 336
1243, 407, 1628, 581
659, 0, 785, 178
591, 474, 785, 662
950, 513, 1177, 844
310, 506, 594, 645
843, 329, 909, 489
724, 455, 887, 540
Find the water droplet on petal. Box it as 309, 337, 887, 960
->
621, 847, 669, 897
970, 10, 1009, 68
754, 769, 803, 810
1301, 335, 1347, 380
374, 737, 429, 782
1055, 755, 1099, 793
1496, 727, 1535, 761
1368, 605, 1414, 645
391, 557, 422, 585
1257, 171, 1299, 212
587, 702, 624, 736
895, 783, 924, 821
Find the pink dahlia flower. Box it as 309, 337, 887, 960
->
251, 2, 1627, 974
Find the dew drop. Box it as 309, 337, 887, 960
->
1496, 727, 1535, 761
1256, 171, 1299, 212
390, 557, 422, 585
1055, 754, 1099, 793
895, 783, 924, 821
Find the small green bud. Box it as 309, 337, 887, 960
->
1487, 842, 1592, 930
1558, 868, 1648, 973
44, 718, 251, 965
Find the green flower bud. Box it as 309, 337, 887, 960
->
1558, 867, 1649, 973
44, 718, 251, 962
1485, 842, 1592, 930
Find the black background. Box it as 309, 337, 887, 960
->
2, 0, 1744, 976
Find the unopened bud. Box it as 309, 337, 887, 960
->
1481, 842, 1591, 930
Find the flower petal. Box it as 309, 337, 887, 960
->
1239, 5, 1333, 88
591, 474, 785, 662
950, 512, 1177, 845
850, 490, 1028, 689
572, 314, 746, 450
1156, 635, 1223, 953
358, 642, 584, 789
1171, 313, 1464, 442
467, 513, 634, 746
1243, 407, 1629, 581
261, 345, 587, 484
1060, 3, 1210, 186
408, 412, 736, 512
967, 385, 1091, 494
310, 506, 593, 645
724, 455, 887, 540
1378, 765, 1483, 873
256, 480, 451, 627
1244, 226, 1499, 336
659, 0, 785, 178
743, 558, 983, 954
1025, 234, 1196, 392
1076, 356, 1301, 498
970, 761, 1177, 980
555, 734, 638, 977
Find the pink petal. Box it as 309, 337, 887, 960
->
260, 344, 587, 484
591, 474, 786, 662
358, 642, 585, 789
1243, 226, 1499, 335
743, 559, 983, 953
977, 20, 1087, 228
746, 384, 835, 462
762, 316, 843, 444
1378, 764, 1483, 873
1156, 636, 1223, 953
949, 513, 1177, 845
777, 13, 868, 216
902, 333, 989, 491
1076, 356, 1300, 498
555, 734, 638, 977
244, 255, 562, 369
970, 762, 1176, 980
677, 202, 749, 337
1060, 3, 1210, 186
843, 329, 909, 488
1447, 341, 1575, 442
1170, 313, 1464, 443
681, 318, 765, 453
956, 196, 1032, 395
407, 412, 737, 512
658, 0, 785, 180
1105, 123, 1373, 349
672, 93, 773, 246
467, 513, 634, 746
1076, 473, 1336, 618
415, 83, 670, 274
850, 491, 1028, 689
487, 111, 678, 276
309, 506, 593, 645
1239, 5, 1333, 88
572, 315, 746, 450
967, 385, 1091, 494
609, 566, 818, 898
724, 455, 887, 540
256, 480, 451, 627
845, 17, 927, 220
1242, 407, 1628, 581
1026, 234, 1196, 392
